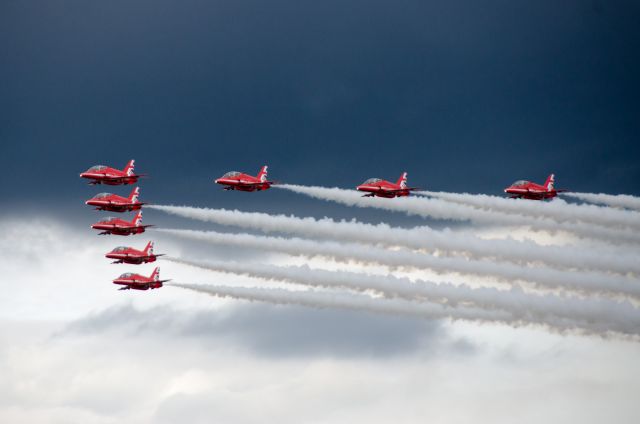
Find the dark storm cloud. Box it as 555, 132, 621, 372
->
62, 302, 473, 358
1, 0, 639, 214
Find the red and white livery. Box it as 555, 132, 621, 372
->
91, 210, 152, 236
112, 267, 169, 291
85, 186, 145, 212
80, 159, 144, 186
105, 241, 164, 264
214, 165, 273, 191
356, 172, 418, 198
504, 174, 567, 200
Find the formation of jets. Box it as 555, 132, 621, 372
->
212, 166, 566, 201
81, 160, 167, 291
81, 159, 570, 293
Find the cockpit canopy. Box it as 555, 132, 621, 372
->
112, 246, 128, 252
363, 178, 382, 185
222, 171, 241, 178
103, 216, 117, 222
511, 180, 530, 187
88, 165, 107, 172
119, 273, 134, 278
94, 193, 111, 199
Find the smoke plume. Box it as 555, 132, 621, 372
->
169, 258, 640, 336
148, 205, 640, 274
157, 228, 640, 299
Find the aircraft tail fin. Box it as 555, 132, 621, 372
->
129, 186, 140, 202
144, 240, 154, 255
544, 174, 555, 191
396, 172, 408, 189
150, 267, 160, 281
132, 210, 143, 226
124, 159, 135, 176
257, 165, 268, 182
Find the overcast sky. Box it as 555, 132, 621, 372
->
2, 0, 639, 208
1, 1, 639, 423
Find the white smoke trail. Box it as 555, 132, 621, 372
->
419, 191, 640, 231
563, 192, 640, 211
170, 283, 528, 329
157, 228, 640, 299
147, 205, 640, 274
275, 184, 640, 244
169, 257, 640, 336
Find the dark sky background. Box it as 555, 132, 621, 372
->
2, 0, 639, 223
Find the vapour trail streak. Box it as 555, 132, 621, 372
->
170, 283, 528, 329
147, 205, 640, 274
169, 257, 640, 336
419, 191, 640, 231
274, 184, 640, 244
563, 192, 640, 211
157, 228, 640, 299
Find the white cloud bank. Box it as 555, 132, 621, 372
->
2, 216, 640, 423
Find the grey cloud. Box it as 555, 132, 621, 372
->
62, 302, 472, 359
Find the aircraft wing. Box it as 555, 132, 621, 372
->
236, 181, 267, 187
381, 186, 420, 193
118, 281, 145, 287
103, 173, 147, 182
99, 175, 132, 183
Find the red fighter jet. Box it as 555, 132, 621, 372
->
214, 165, 273, 191
106, 241, 164, 264
91, 210, 152, 235
112, 267, 169, 291
356, 172, 418, 198
504, 174, 567, 200
85, 186, 145, 212
80, 159, 144, 185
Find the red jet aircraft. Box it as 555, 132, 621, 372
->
80, 159, 144, 185
504, 174, 567, 200
105, 241, 164, 264
356, 172, 418, 198
214, 166, 273, 191
85, 186, 145, 212
112, 267, 169, 290
91, 210, 152, 235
